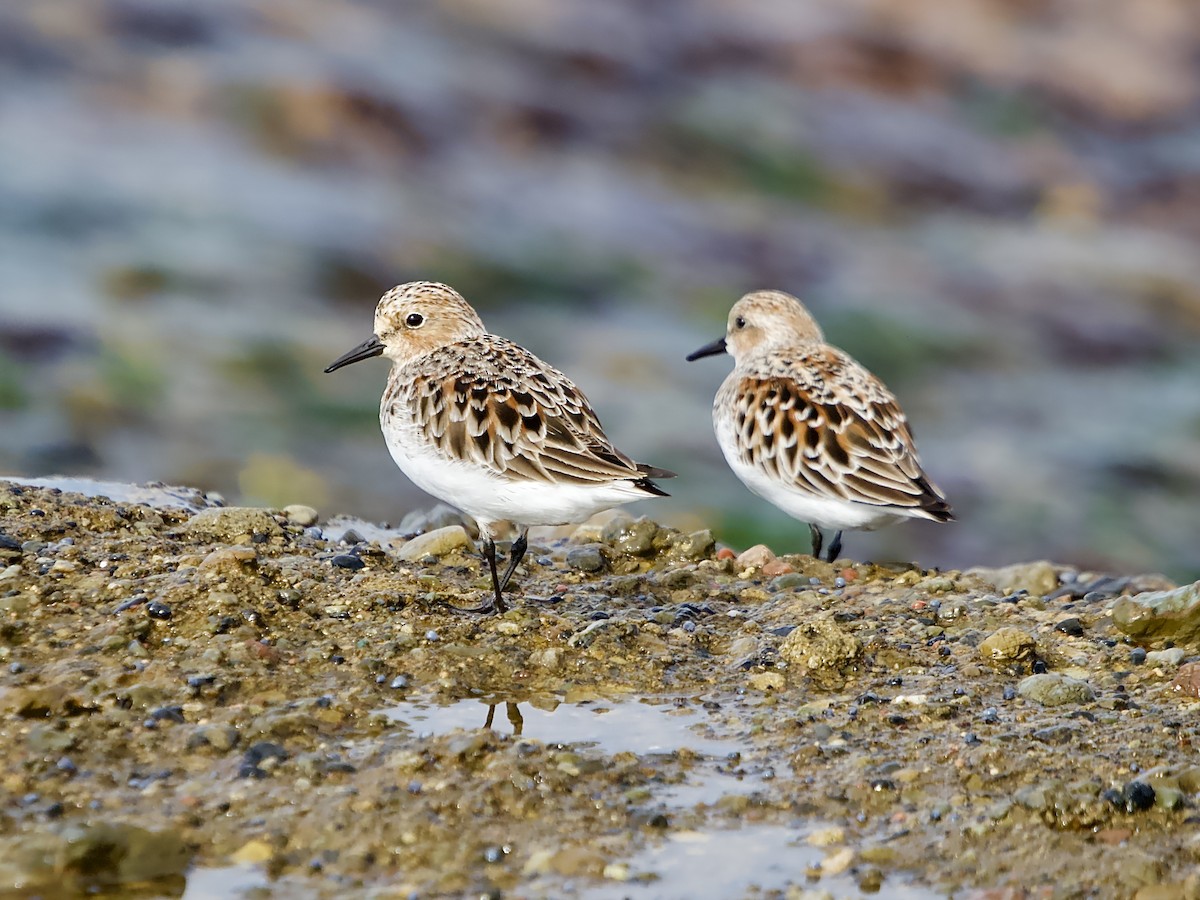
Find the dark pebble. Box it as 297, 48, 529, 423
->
187, 674, 216, 689
244, 744, 289, 763
979, 707, 1000, 725
113, 596, 145, 613
389, 675, 409, 690
56, 757, 77, 773
45, 801, 65, 819
9, 662, 23, 674
1122, 781, 1155, 812
1054, 617, 1084, 636
587, 610, 611, 621
151, 705, 186, 723
330, 654, 346, 665
146, 600, 172, 620
768, 625, 795, 637
1002, 685, 1017, 701
250, 531, 270, 544
1032, 660, 1048, 674
331, 554, 365, 570
1130, 648, 1147, 665
0, 534, 20, 551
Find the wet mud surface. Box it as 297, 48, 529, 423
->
1, 478, 1198, 899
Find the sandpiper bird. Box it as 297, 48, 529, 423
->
686, 290, 952, 562
325, 281, 674, 613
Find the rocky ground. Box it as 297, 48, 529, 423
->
2, 478, 1200, 899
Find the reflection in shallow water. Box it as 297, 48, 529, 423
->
381, 697, 743, 758
584, 825, 942, 900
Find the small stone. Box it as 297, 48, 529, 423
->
282, 505, 319, 527
146, 600, 172, 621
747, 672, 785, 691
1054, 617, 1085, 636
231, 839, 274, 865
736, 544, 775, 569
1145, 648, 1186, 667
979, 627, 1037, 666
1121, 781, 1156, 813
566, 545, 606, 573
1017, 673, 1095, 706
396, 526, 472, 562
769, 573, 809, 592
673, 530, 716, 561
1130, 647, 1148, 665
1031, 723, 1080, 744
331, 554, 365, 570
760, 558, 795, 578
778, 614, 862, 674
611, 518, 659, 557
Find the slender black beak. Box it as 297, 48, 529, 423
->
324, 335, 384, 373
685, 337, 727, 362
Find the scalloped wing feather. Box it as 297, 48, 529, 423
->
725, 349, 952, 519
395, 338, 662, 488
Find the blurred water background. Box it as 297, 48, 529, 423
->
1, 0, 1198, 579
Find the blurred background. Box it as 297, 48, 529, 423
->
1, 0, 1198, 579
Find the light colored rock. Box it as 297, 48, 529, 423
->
736, 544, 775, 569
747, 671, 785, 691
968, 560, 1059, 596
979, 627, 1037, 666
1145, 648, 1186, 668
282, 504, 319, 527
395, 525, 472, 562
1017, 673, 1095, 706
778, 614, 862, 673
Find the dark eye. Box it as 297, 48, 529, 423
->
405, 313, 424, 328
734, 316, 746, 329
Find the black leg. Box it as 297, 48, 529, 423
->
825, 531, 843, 563
496, 531, 528, 594
809, 523, 823, 560
443, 537, 507, 615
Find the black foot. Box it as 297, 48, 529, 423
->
824, 531, 843, 563
809, 523, 823, 560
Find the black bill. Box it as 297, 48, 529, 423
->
685, 337, 728, 361
324, 335, 384, 373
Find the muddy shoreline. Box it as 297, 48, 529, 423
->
1, 477, 1197, 899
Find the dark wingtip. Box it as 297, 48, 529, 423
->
633, 477, 671, 498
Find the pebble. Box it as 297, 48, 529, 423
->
566, 545, 606, 573
611, 518, 659, 556
978, 627, 1037, 666
1130, 647, 1148, 665
1144, 647, 1185, 667
146, 600, 172, 620
778, 614, 862, 673
1017, 673, 1095, 706
282, 504, 319, 527
396, 526, 472, 562
330, 554, 365, 570
736, 544, 774, 569
673, 530, 716, 560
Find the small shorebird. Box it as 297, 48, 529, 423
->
326, 281, 674, 613
687, 290, 952, 562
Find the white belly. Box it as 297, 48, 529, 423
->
715, 411, 904, 532
382, 413, 651, 531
